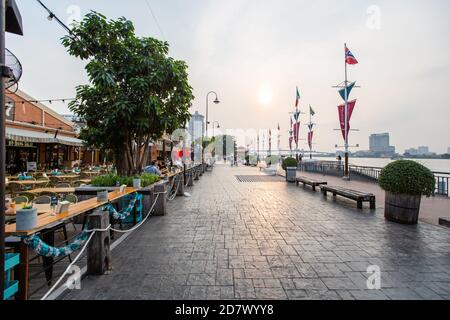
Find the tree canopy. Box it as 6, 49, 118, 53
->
63, 11, 194, 174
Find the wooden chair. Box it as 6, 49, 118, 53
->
73, 180, 87, 187
37, 178, 50, 188
38, 191, 58, 198
65, 194, 78, 204
33, 196, 52, 205
7, 182, 24, 198
55, 183, 71, 188
49, 176, 62, 186
18, 192, 36, 202
13, 196, 29, 205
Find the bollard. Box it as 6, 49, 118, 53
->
87, 209, 112, 275
194, 168, 200, 181
177, 173, 185, 196
188, 170, 194, 187
153, 183, 167, 216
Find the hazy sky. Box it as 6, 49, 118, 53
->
6, 0, 450, 153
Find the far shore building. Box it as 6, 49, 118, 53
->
188, 111, 205, 163
4, 89, 101, 174
369, 133, 396, 157
448, 147, 450, 154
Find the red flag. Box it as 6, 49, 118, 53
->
345, 46, 358, 65
337, 99, 357, 142
293, 122, 301, 147
308, 131, 314, 150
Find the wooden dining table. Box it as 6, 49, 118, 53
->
28, 187, 76, 195
5, 180, 49, 187
5, 187, 138, 300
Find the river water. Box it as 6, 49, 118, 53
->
313, 157, 450, 173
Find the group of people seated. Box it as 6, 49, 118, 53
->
144, 159, 170, 177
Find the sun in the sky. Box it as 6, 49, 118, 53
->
258, 84, 273, 106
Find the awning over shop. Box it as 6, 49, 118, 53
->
6, 127, 84, 147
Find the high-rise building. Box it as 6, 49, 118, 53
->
369, 133, 395, 155
188, 111, 204, 142
417, 146, 429, 155
188, 111, 205, 163
447, 147, 450, 154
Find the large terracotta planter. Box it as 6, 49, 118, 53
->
384, 192, 422, 225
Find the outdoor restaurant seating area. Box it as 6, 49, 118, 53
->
4, 167, 108, 221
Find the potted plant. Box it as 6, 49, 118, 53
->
133, 176, 142, 189
379, 160, 435, 225
282, 157, 298, 183
16, 204, 38, 231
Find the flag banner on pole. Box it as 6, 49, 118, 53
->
337, 99, 357, 141
295, 87, 301, 107
308, 131, 314, 150
293, 122, 301, 146
308, 123, 314, 131
294, 110, 301, 122
345, 46, 358, 65
310, 105, 315, 116
339, 81, 356, 101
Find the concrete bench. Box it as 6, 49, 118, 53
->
296, 177, 327, 192
321, 185, 376, 210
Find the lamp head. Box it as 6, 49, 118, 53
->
213, 97, 220, 104
48, 13, 54, 21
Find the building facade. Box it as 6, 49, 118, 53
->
4, 90, 99, 173
188, 111, 205, 164
369, 133, 395, 156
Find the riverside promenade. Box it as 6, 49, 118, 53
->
63, 164, 450, 300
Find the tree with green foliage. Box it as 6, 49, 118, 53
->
62, 12, 194, 175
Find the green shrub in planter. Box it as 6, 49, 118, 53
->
379, 160, 435, 225
282, 157, 298, 171
379, 160, 435, 197
91, 173, 160, 188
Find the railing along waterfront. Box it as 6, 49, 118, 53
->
299, 161, 449, 197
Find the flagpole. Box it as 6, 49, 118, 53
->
344, 43, 350, 179
309, 106, 312, 160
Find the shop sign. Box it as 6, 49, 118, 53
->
7, 140, 35, 148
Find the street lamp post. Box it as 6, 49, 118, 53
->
212, 121, 220, 138
202, 91, 220, 167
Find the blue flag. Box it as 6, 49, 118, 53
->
339, 81, 356, 101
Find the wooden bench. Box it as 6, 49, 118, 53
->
296, 177, 327, 191
321, 185, 376, 210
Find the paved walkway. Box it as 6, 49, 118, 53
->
64, 165, 450, 300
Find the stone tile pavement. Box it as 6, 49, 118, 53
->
63, 164, 450, 300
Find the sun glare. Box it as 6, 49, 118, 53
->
258, 86, 273, 106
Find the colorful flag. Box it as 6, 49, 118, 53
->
293, 110, 301, 122
345, 46, 358, 65
337, 99, 357, 142
308, 123, 314, 131
339, 81, 356, 101
293, 122, 301, 147
295, 87, 301, 107
309, 105, 315, 116
308, 131, 313, 149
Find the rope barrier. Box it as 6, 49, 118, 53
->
40, 193, 160, 300
106, 193, 142, 221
